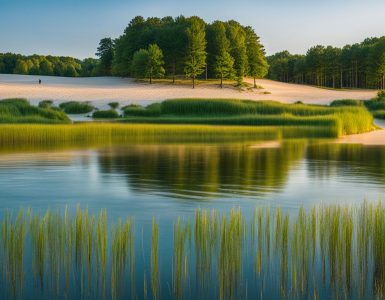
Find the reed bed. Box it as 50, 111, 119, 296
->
123, 98, 374, 136
0, 123, 284, 148
1, 203, 385, 299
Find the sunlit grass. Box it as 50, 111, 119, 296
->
1, 203, 385, 298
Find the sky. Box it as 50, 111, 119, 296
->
1, 0, 385, 58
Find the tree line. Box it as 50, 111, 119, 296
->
0, 53, 99, 77
267, 37, 385, 89
100, 15, 268, 88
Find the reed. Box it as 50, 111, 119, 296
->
122, 98, 374, 135
1, 203, 385, 298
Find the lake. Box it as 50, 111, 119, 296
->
1, 138, 384, 299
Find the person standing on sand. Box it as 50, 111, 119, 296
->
39, 79, 41, 84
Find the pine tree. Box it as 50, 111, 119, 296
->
215, 52, 234, 88
184, 17, 207, 88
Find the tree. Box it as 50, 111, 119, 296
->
147, 44, 165, 83
96, 38, 114, 75
39, 58, 54, 75
226, 21, 248, 85
245, 26, 268, 87
214, 52, 234, 88
131, 44, 165, 83
14, 59, 29, 74
184, 17, 207, 88
131, 49, 149, 78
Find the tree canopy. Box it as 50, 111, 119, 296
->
0, 53, 99, 77
111, 15, 267, 86
267, 37, 385, 89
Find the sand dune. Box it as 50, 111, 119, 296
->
0, 74, 377, 109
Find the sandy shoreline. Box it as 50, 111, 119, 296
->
0, 74, 377, 109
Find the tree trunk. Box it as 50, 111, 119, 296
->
205, 65, 208, 80
172, 62, 176, 84
253, 77, 256, 88
193, 75, 195, 89
220, 74, 223, 88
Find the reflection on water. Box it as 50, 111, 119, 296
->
0, 140, 385, 217
0, 140, 385, 298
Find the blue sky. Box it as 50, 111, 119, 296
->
1, 0, 384, 58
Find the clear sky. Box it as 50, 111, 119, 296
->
1, 0, 384, 58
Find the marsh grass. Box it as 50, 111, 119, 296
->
123, 98, 374, 135
0, 98, 70, 124
1, 203, 385, 298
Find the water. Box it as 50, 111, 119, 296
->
0, 140, 384, 217
1, 138, 385, 299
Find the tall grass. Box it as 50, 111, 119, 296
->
1, 203, 385, 298
59, 101, 94, 114
123, 98, 375, 135
0, 98, 70, 124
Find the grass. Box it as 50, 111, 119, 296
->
2, 202, 385, 298
0, 98, 70, 124
122, 98, 375, 136
59, 101, 95, 114
0, 123, 288, 148
92, 109, 120, 119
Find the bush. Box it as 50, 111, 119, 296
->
38, 100, 54, 109
0, 98, 70, 123
92, 109, 120, 119
330, 99, 363, 107
59, 101, 94, 114
124, 103, 161, 117
108, 102, 120, 109
372, 110, 385, 119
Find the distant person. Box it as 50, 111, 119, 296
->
38, 79, 41, 84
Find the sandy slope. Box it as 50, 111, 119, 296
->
0, 74, 377, 109
337, 120, 385, 145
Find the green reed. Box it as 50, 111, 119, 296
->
2, 203, 385, 298
151, 218, 159, 300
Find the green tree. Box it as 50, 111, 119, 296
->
131, 49, 149, 78
226, 21, 248, 85
215, 52, 234, 88
147, 44, 165, 83
14, 59, 29, 74
96, 38, 114, 75
184, 17, 207, 88
39, 58, 54, 75
245, 26, 268, 88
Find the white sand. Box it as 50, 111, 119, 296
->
0, 74, 377, 109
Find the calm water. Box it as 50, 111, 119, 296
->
1, 139, 385, 299
0, 140, 384, 218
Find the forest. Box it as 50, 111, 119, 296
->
110, 16, 268, 87
0, 53, 99, 77
2, 16, 385, 91
267, 37, 385, 89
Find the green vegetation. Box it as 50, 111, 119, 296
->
59, 101, 95, 114
131, 44, 165, 83
92, 109, 120, 119
0, 53, 99, 77
95, 38, 115, 76
268, 37, 385, 89
123, 98, 375, 136
108, 102, 120, 109
112, 16, 268, 87
0, 123, 285, 147
2, 202, 385, 299
0, 98, 70, 124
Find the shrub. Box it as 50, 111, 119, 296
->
38, 100, 54, 109
59, 101, 95, 114
92, 109, 120, 119
124, 103, 161, 117
372, 110, 385, 119
330, 99, 363, 107
108, 102, 120, 109
0, 98, 70, 123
